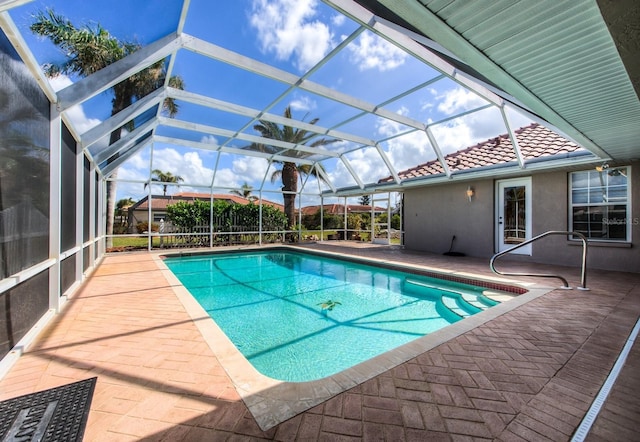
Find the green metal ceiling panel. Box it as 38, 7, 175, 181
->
387, 0, 640, 161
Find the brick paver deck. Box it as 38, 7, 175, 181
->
0, 244, 638, 441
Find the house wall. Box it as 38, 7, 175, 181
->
404, 165, 640, 273
404, 180, 495, 256
129, 209, 164, 231
530, 167, 640, 272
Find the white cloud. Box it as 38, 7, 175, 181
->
200, 135, 219, 146
289, 95, 317, 112
375, 106, 410, 138
386, 132, 434, 172
347, 32, 407, 72
410, 87, 536, 157
331, 14, 345, 27
250, 0, 334, 72
232, 156, 271, 181
430, 111, 506, 156
328, 147, 390, 187
430, 121, 476, 154
48, 74, 72, 92
506, 108, 534, 130
374, 110, 434, 172
49, 75, 101, 135
212, 168, 242, 188
117, 147, 216, 199
436, 87, 487, 116
125, 151, 150, 171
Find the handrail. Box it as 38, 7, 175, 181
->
490, 231, 589, 290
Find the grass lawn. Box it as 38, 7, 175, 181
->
109, 231, 400, 249
109, 236, 166, 250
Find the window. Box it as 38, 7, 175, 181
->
570, 167, 631, 241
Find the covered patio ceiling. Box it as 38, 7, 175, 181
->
1, 0, 637, 202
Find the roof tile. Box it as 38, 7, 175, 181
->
380, 123, 584, 182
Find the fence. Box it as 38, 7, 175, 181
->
155, 218, 284, 249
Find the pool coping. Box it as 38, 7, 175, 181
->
154, 245, 552, 430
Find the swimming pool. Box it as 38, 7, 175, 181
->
163, 249, 504, 382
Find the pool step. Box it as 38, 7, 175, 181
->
441, 294, 482, 317
405, 278, 495, 318
461, 292, 498, 309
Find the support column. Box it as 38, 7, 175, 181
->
75, 130, 83, 284
48, 104, 61, 312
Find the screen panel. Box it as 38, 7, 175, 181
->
0, 30, 51, 279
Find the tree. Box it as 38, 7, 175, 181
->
251, 106, 339, 228
145, 169, 184, 196
31, 9, 184, 247
358, 195, 371, 206
115, 197, 134, 220
230, 182, 257, 201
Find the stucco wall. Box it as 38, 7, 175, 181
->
530, 167, 640, 273
404, 180, 494, 256
403, 165, 639, 273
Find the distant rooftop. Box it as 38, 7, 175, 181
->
130, 193, 284, 212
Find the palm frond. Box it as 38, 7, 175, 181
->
270, 169, 283, 184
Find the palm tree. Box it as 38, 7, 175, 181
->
144, 169, 184, 196
31, 9, 184, 247
251, 106, 339, 227
115, 197, 135, 230
230, 182, 257, 201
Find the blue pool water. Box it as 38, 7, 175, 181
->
163, 250, 499, 382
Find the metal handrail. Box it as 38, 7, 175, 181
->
490, 231, 589, 290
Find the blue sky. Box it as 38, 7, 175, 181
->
10, 0, 532, 205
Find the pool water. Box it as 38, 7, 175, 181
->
163, 250, 499, 382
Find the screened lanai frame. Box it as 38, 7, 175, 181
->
0, 0, 603, 252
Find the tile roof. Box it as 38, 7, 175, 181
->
130, 193, 284, 211
380, 123, 586, 182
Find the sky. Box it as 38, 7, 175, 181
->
10, 0, 532, 206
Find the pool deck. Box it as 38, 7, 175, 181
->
1, 243, 638, 441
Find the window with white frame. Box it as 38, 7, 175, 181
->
570, 166, 631, 241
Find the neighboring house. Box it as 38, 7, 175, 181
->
383, 123, 639, 273
127, 192, 284, 231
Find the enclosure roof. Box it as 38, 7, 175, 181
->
300, 204, 386, 215
1, 0, 637, 202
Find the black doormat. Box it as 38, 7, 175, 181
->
0, 377, 96, 442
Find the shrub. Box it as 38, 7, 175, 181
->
166, 200, 210, 231
165, 199, 287, 233
376, 213, 401, 230
301, 210, 344, 230
136, 221, 159, 233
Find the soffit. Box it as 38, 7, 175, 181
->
368, 0, 640, 162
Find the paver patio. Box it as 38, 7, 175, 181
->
0, 243, 638, 441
